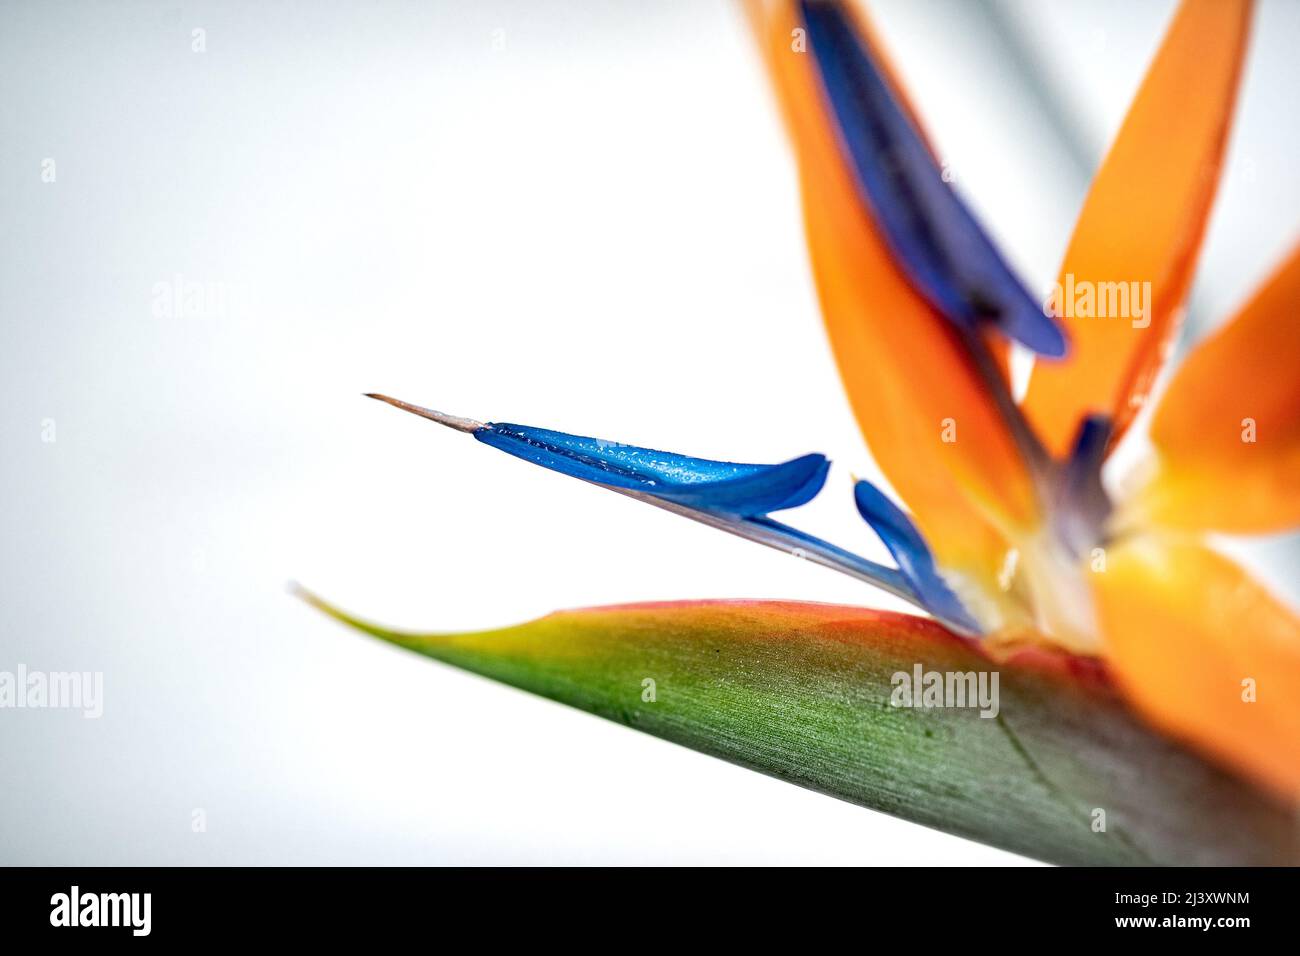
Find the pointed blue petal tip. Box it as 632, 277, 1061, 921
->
799, 0, 1067, 358
477, 422, 830, 517
852, 479, 982, 634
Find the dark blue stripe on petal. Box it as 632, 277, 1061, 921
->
800, 0, 1066, 357
476, 422, 830, 516
853, 479, 982, 634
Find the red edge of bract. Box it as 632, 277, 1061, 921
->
561, 598, 1114, 692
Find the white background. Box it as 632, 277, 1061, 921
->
2, 0, 1297, 864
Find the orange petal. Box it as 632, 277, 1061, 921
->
1136, 241, 1300, 533
745, 0, 1036, 593
1092, 533, 1300, 800
1022, 0, 1253, 457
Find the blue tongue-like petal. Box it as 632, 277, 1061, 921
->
800, 0, 1066, 357
477, 423, 830, 516
853, 479, 982, 634
365, 394, 983, 636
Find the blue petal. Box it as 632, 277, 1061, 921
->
1060, 414, 1111, 490
366, 393, 943, 621
476, 423, 830, 516
799, 0, 1066, 358
748, 516, 913, 599
1054, 415, 1113, 555
853, 479, 982, 634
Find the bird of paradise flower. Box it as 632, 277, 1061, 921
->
302, 0, 1299, 865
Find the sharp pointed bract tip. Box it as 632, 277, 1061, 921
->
365, 393, 484, 433
288, 580, 324, 609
